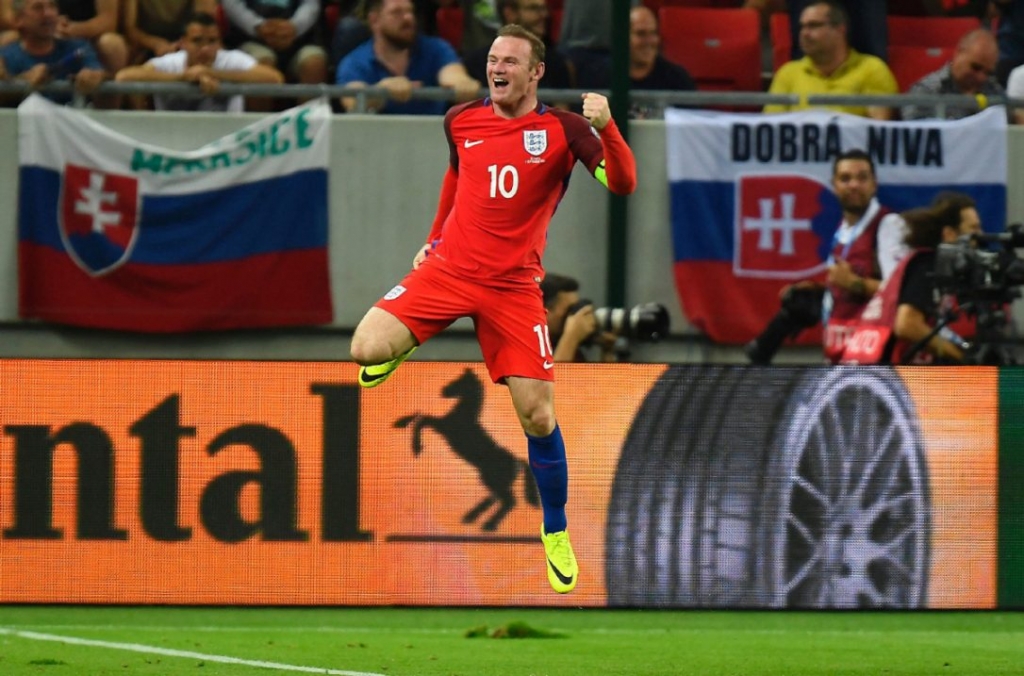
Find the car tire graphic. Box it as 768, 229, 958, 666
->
605, 366, 930, 609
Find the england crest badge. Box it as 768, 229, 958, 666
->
523, 130, 547, 156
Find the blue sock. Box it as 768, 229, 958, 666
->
527, 424, 568, 533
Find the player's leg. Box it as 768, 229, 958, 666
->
350, 306, 418, 388
351, 262, 467, 387
508, 376, 577, 593
506, 376, 565, 528
477, 282, 577, 592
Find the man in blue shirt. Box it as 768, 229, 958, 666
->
335, 0, 480, 115
0, 0, 110, 107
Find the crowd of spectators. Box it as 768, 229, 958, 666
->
0, 0, 1021, 121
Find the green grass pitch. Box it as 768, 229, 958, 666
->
0, 606, 1021, 675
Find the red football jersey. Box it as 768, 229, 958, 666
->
428, 100, 606, 286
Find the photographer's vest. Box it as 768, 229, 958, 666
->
841, 249, 976, 365
823, 206, 891, 362
840, 250, 920, 365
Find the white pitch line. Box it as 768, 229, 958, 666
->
0, 627, 387, 676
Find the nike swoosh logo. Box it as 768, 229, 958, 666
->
464, 139, 484, 148
547, 558, 574, 585
358, 369, 388, 385
543, 361, 555, 370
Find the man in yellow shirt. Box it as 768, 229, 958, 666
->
764, 0, 897, 119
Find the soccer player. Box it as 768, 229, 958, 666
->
349, 22, 637, 594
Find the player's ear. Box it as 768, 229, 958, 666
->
532, 61, 546, 82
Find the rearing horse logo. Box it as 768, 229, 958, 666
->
395, 368, 540, 531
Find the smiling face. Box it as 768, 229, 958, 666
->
486, 34, 544, 116
629, 6, 660, 72
832, 158, 877, 218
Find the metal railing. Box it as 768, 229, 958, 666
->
0, 80, 1018, 119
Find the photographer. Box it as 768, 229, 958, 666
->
745, 149, 907, 364
541, 273, 620, 362
841, 192, 981, 365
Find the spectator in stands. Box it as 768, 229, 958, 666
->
626, 5, 694, 119
557, 0, 640, 92
54, 1, 126, 77
123, 0, 217, 62
1003, 59, 1024, 122
541, 273, 620, 363
332, 0, 443, 73
787, 0, 888, 61
456, 0, 500, 53
221, 0, 328, 92
335, 0, 480, 114
902, 28, 1004, 120
461, 0, 572, 98
328, 0, 368, 71
764, 1, 898, 120
115, 11, 284, 112
1, 0, 19, 45
0, 0, 113, 107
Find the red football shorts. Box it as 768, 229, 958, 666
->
373, 259, 555, 383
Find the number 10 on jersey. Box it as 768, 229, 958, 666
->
488, 164, 519, 199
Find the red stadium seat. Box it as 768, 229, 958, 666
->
436, 7, 463, 51
888, 44, 955, 92
324, 3, 340, 37
769, 12, 791, 72
658, 7, 762, 93
887, 15, 981, 49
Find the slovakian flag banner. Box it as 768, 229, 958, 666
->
17, 94, 333, 332
667, 107, 1007, 344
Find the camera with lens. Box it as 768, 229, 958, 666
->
744, 285, 824, 365
567, 299, 671, 343
935, 224, 1024, 305
933, 223, 1024, 363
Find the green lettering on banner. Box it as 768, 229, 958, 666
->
131, 149, 163, 173
999, 369, 1024, 608
161, 157, 182, 174
295, 108, 314, 149
270, 116, 291, 155
209, 152, 232, 170
129, 107, 321, 175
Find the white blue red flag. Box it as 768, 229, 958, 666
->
666, 107, 1007, 344
17, 94, 333, 332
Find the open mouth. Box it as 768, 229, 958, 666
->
491, 77, 510, 92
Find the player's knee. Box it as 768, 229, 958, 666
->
349, 332, 378, 365
522, 407, 556, 438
